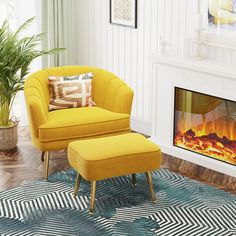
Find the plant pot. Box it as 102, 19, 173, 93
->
0, 122, 18, 150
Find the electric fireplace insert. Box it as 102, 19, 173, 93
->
174, 87, 236, 166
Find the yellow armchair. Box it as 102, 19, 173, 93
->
24, 66, 134, 179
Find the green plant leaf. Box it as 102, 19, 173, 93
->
0, 17, 65, 126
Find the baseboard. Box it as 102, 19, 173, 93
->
130, 118, 152, 136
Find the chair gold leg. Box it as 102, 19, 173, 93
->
131, 174, 137, 186
44, 151, 50, 181
145, 172, 157, 203
73, 173, 81, 197
89, 181, 96, 214
41, 152, 45, 162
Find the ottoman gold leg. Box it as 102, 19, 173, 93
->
89, 181, 96, 214
73, 173, 82, 197
44, 151, 50, 181
145, 172, 157, 203
132, 174, 137, 186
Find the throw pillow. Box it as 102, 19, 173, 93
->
48, 72, 95, 111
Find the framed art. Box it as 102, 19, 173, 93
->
200, 0, 236, 48
208, 0, 236, 33
110, 0, 137, 28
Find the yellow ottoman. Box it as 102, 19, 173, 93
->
68, 133, 162, 213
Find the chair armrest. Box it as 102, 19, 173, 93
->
112, 85, 134, 114
25, 95, 47, 138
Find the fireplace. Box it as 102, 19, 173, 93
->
151, 55, 236, 177
174, 87, 236, 166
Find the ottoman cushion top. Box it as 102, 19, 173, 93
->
68, 133, 162, 181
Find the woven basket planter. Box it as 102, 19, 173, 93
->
0, 122, 18, 150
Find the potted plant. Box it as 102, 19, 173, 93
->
0, 17, 63, 150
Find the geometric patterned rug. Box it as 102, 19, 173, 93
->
0, 168, 235, 236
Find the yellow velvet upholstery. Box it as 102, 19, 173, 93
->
24, 66, 134, 152
39, 107, 130, 141
68, 133, 162, 181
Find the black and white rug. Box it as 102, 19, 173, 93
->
0, 168, 235, 236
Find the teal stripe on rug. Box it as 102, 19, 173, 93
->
0, 168, 235, 235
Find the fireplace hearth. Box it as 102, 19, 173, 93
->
174, 87, 236, 166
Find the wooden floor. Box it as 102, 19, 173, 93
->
0, 127, 69, 191
162, 155, 236, 194
0, 127, 235, 194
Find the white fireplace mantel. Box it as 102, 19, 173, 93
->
150, 54, 236, 81
150, 54, 236, 177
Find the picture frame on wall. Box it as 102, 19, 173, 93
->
110, 0, 137, 28
208, 0, 236, 33
200, 0, 236, 48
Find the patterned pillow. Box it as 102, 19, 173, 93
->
48, 73, 96, 111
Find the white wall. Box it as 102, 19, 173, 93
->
75, 0, 236, 134
75, 0, 197, 134
202, 43, 236, 66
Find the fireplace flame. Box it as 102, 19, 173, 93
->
174, 126, 236, 165
174, 88, 236, 165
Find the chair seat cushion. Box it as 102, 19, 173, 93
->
39, 107, 130, 142
68, 133, 162, 181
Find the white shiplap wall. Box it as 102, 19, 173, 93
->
74, 0, 236, 134
202, 44, 236, 65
